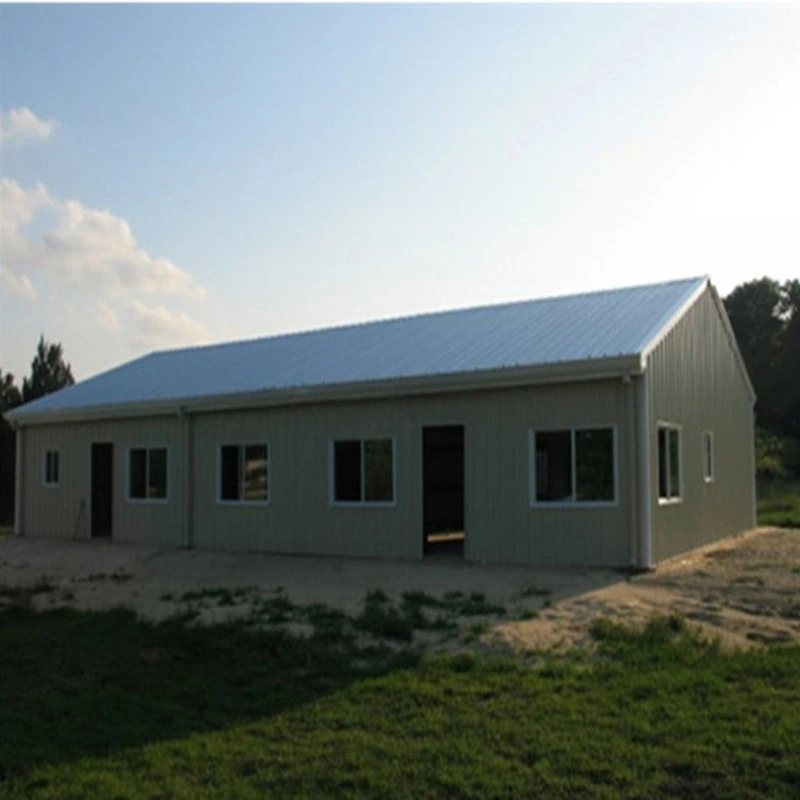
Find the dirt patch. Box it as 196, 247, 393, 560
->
487, 527, 800, 654
1, 528, 797, 653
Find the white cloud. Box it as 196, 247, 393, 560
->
95, 302, 120, 332
0, 178, 206, 301
0, 107, 58, 143
0, 265, 36, 301
127, 301, 210, 351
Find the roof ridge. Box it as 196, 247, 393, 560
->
148, 275, 708, 361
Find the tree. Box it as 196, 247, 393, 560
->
725, 277, 800, 478
1, 337, 75, 525
724, 278, 785, 431
0, 370, 22, 525
22, 336, 75, 404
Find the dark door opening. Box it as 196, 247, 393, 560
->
422, 425, 465, 557
91, 442, 113, 538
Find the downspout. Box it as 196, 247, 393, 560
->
636, 375, 652, 569
179, 408, 194, 549
14, 425, 24, 536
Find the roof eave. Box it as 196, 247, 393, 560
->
7, 353, 643, 427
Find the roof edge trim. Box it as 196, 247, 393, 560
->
638, 276, 709, 368
6, 353, 643, 427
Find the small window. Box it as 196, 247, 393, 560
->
657, 425, 681, 502
219, 444, 269, 503
532, 427, 615, 505
128, 447, 168, 501
332, 438, 394, 504
702, 430, 714, 483
43, 450, 60, 486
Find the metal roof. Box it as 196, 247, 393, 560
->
8, 276, 709, 423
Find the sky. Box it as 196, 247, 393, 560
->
1, 4, 799, 384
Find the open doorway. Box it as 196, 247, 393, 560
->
422, 425, 465, 557
91, 442, 113, 538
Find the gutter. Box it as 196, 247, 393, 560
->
5, 353, 644, 427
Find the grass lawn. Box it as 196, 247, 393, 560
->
757, 480, 800, 528
1, 587, 799, 799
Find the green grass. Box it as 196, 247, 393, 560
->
757, 480, 800, 528
2, 596, 799, 798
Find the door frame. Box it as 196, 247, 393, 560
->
420, 422, 466, 557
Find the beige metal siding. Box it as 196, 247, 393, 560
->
22, 416, 185, 546
647, 287, 756, 561
190, 380, 634, 565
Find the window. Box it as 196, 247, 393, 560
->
43, 450, 59, 486
219, 444, 269, 503
658, 424, 681, 502
128, 447, 168, 501
332, 438, 394, 504
532, 427, 615, 505
702, 430, 714, 483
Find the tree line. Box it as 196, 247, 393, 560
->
1, 337, 74, 524
723, 278, 800, 480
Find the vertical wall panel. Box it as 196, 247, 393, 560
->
647, 288, 756, 561
22, 416, 185, 546
21, 379, 636, 566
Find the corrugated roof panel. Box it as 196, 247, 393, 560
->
9, 276, 708, 419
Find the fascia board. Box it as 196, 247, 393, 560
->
7, 353, 643, 427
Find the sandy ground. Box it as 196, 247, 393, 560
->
1, 527, 798, 652
490, 527, 800, 653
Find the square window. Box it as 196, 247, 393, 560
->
333, 438, 394, 505
219, 444, 269, 503
129, 448, 167, 501
532, 427, 615, 506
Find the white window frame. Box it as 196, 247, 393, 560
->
529, 426, 618, 509
216, 443, 271, 506
657, 422, 682, 504
329, 437, 397, 508
126, 446, 170, 504
702, 430, 714, 484
42, 449, 60, 488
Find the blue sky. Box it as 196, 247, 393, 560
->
1, 4, 798, 382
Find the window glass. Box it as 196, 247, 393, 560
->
658, 428, 669, 499
535, 431, 572, 502
658, 425, 681, 501
148, 448, 168, 499
575, 429, 614, 502
243, 444, 268, 501
334, 440, 361, 502
668, 429, 680, 498
703, 431, 714, 482
44, 450, 59, 485
364, 439, 393, 502
129, 448, 147, 499
220, 445, 241, 501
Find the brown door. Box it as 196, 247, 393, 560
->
91, 443, 113, 538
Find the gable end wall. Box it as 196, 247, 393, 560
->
646, 286, 756, 562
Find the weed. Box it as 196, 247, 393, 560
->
518, 608, 540, 620
518, 585, 552, 599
